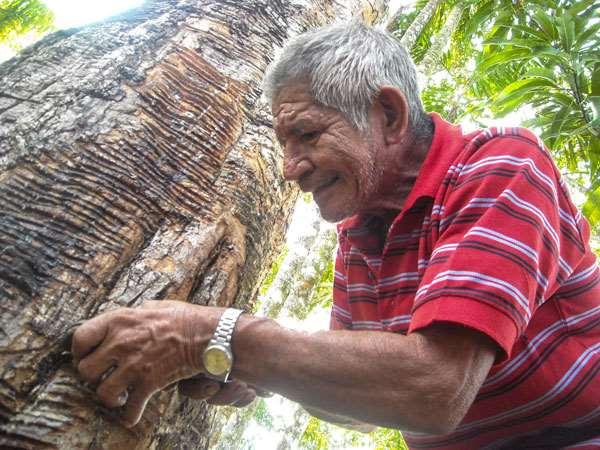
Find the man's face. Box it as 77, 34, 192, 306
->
272, 84, 381, 222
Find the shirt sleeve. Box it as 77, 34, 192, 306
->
330, 236, 352, 330
409, 134, 588, 361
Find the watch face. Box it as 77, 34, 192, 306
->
203, 345, 232, 376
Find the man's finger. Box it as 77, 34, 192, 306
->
232, 390, 256, 408
77, 354, 118, 385
96, 364, 134, 409
139, 300, 172, 309
251, 385, 274, 398
207, 381, 254, 406
71, 314, 112, 362
121, 384, 153, 428
178, 377, 221, 400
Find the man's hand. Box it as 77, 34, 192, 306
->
71, 300, 219, 427
178, 376, 258, 407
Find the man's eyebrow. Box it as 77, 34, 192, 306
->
275, 116, 311, 135
288, 118, 316, 134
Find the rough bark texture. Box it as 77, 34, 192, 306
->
0, 1, 359, 448
399, 0, 443, 50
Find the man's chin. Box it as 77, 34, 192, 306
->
315, 202, 354, 223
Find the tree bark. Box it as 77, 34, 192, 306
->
399, 0, 444, 50
0, 1, 360, 448
420, 4, 463, 77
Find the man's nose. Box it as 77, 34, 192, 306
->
283, 157, 313, 181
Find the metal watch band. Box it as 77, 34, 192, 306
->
209, 308, 243, 347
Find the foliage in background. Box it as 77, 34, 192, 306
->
257, 212, 337, 321
477, 1, 599, 195
258, 245, 289, 298
285, 227, 336, 320
0, 0, 54, 48
253, 398, 275, 430
371, 428, 407, 450
399, 0, 600, 230
209, 403, 257, 450
300, 417, 330, 450
299, 416, 408, 450
421, 77, 488, 125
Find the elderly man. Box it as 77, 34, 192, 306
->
72, 23, 600, 449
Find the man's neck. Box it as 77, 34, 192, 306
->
366, 116, 435, 217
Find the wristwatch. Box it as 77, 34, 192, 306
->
202, 308, 243, 382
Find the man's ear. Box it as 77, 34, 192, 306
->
373, 86, 409, 145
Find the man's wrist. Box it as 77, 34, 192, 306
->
182, 305, 224, 373
203, 308, 244, 382
229, 314, 282, 383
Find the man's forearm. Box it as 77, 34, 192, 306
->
69, 301, 495, 429
229, 315, 495, 434
303, 405, 376, 433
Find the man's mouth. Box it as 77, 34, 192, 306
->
314, 176, 339, 196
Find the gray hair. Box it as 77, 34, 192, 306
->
263, 22, 430, 136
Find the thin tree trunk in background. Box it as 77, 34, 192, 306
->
420, 3, 463, 77
400, 0, 444, 49
0, 1, 359, 448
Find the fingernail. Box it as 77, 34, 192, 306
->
117, 392, 128, 406
203, 382, 220, 396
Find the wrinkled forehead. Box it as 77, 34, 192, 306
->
271, 83, 313, 113
271, 83, 347, 135
272, 86, 319, 129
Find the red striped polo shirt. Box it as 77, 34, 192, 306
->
330, 113, 600, 449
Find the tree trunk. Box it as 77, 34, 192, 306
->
420, 4, 463, 77
0, 1, 358, 448
399, 0, 444, 50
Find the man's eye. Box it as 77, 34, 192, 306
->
301, 131, 320, 142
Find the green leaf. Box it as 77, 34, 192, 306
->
509, 23, 555, 42
525, 67, 559, 85
493, 77, 558, 116
463, 0, 496, 37
531, 7, 558, 40
496, 77, 557, 100
590, 96, 600, 123
589, 137, 600, 180
557, 14, 576, 51
568, 0, 597, 16
300, 417, 330, 450
591, 63, 600, 96
494, 92, 538, 116
483, 37, 544, 49
583, 185, 600, 227
547, 91, 579, 108
258, 245, 288, 297
478, 48, 532, 72
547, 105, 573, 143
572, 22, 600, 51
405, 0, 599, 212
0, 0, 55, 46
